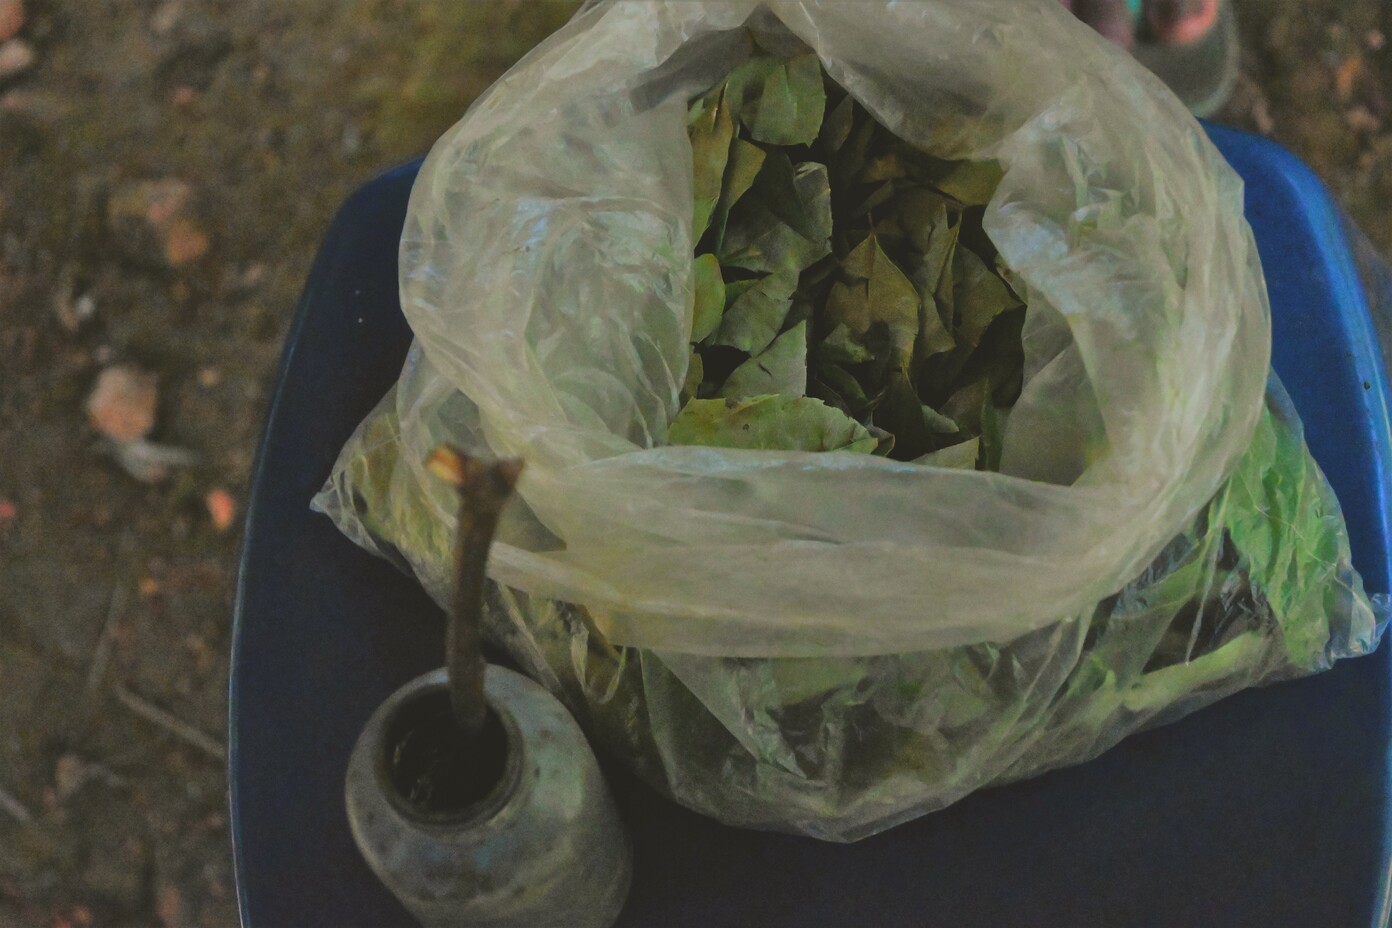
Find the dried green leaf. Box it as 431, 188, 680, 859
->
668, 394, 878, 454
917, 295, 956, 360
681, 54, 1025, 471
861, 151, 908, 184
819, 92, 856, 151
866, 424, 895, 457
997, 260, 1028, 303
874, 374, 963, 460
812, 361, 869, 415
941, 378, 989, 435
819, 323, 873, 365
850, 180, 899, 218
921, 403, 962, 435
916, 339, 974, 404
923, 210, 959, 313
933, 159, 1005, 206
795, 256, 838, 302
873, 375, 934, 460
681, 350, 705, 404
770, 658, 869, 704
687, 87, 717, 126
914, 437, 980, 470
714, 272, 797, 355
723, 277, 759, 307
892, 147, 996, 202
720, 321, 808, 399
979, 400, 1007, 472
691, 253, 726, 343
838, 230, 877, 279
954, 247, 1021, 347
901, 204, 959, 361
708, 138, 767, 250
724, 52, 826, 147
956, 307, 1027, 405
837, 108, 877, 180
826, 233, 919, 367
897, 187, 954, 256
689, 88, 734, 240
747, 150, 827, 244
722, 214, 823, 277
720, 163, 832, 276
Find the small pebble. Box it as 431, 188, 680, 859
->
87, 365, 158, 443
1346, 105, 1381, 133
341, 121, 362, 156
106, 178, 209, 268
161, 216, 208, 266
1251, 97, 1275, 136
205, 487, 237, 532
53, 754, 86, 800
155, 883, 183, 928
149, 0, 183, 37
237, 262, 267, 289
1335, 56, 1363, 101
53, 279, 97, 333
0, 0, 24, 43
0, 38, 34, 80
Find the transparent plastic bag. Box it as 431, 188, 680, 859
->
314, 0, 1381, 839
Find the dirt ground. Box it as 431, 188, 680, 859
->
0, 1, 1388, 925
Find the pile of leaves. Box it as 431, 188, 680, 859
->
669, 49, 1028, 468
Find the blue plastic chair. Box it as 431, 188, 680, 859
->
230, 124, 1392, 928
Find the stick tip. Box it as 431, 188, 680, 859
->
425, 446, 468, 485
426, 447, 525, 513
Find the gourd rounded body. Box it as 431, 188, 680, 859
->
345, 666, 632, 928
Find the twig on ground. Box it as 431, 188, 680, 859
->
87, 531, 136, 700
85, 578, 129, 699
113, 684, 226, 762
0, 782, 34, 824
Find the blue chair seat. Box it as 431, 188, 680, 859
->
230, 125, 1392, 928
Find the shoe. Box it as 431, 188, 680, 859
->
1133, 0, 1239, 117
1066, 0, 1239, 117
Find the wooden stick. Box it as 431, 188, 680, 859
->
425, 449, 523, 740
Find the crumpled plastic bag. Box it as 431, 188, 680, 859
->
314, 0, 1383, 840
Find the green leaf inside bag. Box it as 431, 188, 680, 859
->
714, 272, 798, 356
724, 52, 827, 146
668, 394, 879, 454
691, 253, 727, 344
720, 321, 809, 399
679, 49, 1026, 469
689, 87, 734, 240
